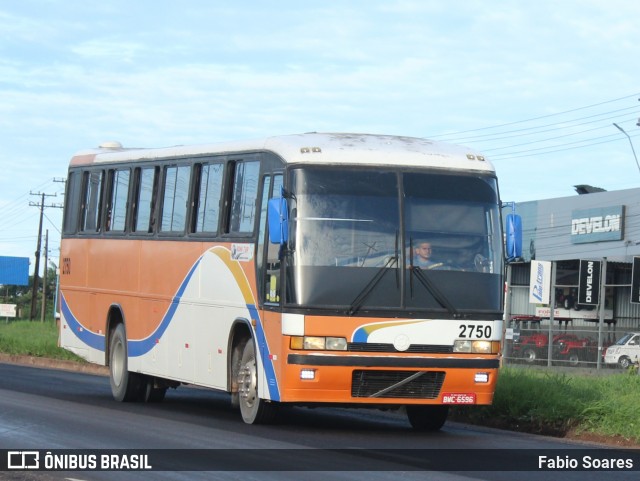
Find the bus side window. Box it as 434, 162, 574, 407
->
105, 169, 131, 232
192, 162, 224, 233
132, 166, 159, 234
62, 171, 81, 234
160, 164, 191, 234
257, 175, 272, 304
264, 175, 283, 304
80, 170, 104, 233
228, 160, 260, 234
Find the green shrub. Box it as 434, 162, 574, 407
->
0, 320, 83, 361
451, 367, 640, 444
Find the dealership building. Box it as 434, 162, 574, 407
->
502, 185, 640, 366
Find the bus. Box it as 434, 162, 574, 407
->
59, 133, 510, 430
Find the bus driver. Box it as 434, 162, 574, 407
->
412, 241, 444, 269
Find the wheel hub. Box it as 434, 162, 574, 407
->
238, 363, 257, 406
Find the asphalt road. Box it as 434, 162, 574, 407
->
0, 362, 637, 481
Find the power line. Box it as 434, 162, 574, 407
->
430, 94, 640, 163
431, 92, 640, 139
453, 110, 640, 145
28, 191, 63, 320
489, 133, 640, 160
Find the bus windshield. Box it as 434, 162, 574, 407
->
286, 167, 503, 317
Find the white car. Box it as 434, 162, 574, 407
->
604, 332, 640, 369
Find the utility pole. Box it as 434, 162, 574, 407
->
29, 192, 62, 320
40, 230, 49, 323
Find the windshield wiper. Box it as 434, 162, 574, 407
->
410, 267, 459, 317
348, 254, 398, 316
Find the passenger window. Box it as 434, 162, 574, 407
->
80, 170, 104, 233
194, 162, 224, 233
160, 165, 191, 233
133, 167, 158, 233
62, 171, 81, 234
106, 169, 130, 232
229, 160, 260, 234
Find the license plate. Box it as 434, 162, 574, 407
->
442, 393, 476, 404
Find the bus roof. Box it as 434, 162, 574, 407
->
69, 133, 495, 173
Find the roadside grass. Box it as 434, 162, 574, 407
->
1, 321, 639, 444
0, 320, 83, 361
451, 367, 640, 445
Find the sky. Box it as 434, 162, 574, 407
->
1, 0, 639, 274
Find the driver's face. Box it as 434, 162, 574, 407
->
415, 243, 432, 259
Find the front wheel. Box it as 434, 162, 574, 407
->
236, 340, 278, 424
567, 352, 580, 367
406, 405, 449, 431
618, 356, 632, 369
109, 323, 143, 402
522, 347, 538, 364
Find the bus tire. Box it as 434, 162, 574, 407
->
142, 376, 167, 403
109, 323, 143, 402
406, 405, 449, 431
237, 340, 278, 424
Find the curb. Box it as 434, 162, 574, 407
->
0, 353, 108, 376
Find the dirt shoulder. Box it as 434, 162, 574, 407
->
0, 353, 108, 376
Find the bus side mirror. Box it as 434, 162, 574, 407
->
505, 213, 522, 260
268, 197, 289, 244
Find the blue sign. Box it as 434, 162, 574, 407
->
570, 206, 624, 244
505, 213, 523, 259
0, 256, 30, 286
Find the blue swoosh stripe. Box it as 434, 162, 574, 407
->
61, 258, 202, 356
61, 293, 105, 351
60, 255, 281, 402
128, 258, 201, 356
247, 304, 280, 401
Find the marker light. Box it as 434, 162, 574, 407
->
300, 369, 316, 380
474, 372, 490, 383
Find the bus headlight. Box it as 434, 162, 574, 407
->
453, 340, 500, 354
453, 340, 472, 352
325, 337, 348, 350
290, 336, 348, 351
471, 340, 492, 354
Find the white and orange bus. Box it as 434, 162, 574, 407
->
59, 133, 510, 430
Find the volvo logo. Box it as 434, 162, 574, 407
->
393, 334, 411, 352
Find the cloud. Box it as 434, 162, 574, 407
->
0, 0, 639, 260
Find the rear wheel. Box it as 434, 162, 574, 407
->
237, 340, 278, 424
142, 376, 168, 403
109, 323, 143, 402
406, 405, 449, 431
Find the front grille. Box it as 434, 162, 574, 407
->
351, 370, 445, 399
347, 343, 453, 354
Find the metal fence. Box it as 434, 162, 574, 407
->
502, 318, 632, 371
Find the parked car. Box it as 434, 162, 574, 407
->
603, 332, 640, 369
